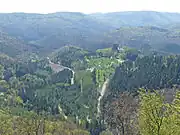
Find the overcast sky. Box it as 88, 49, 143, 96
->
0, 0, 179, 14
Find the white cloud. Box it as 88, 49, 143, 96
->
0, 0, 179, 13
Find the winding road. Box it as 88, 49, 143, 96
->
47, 57, 75, 85
47, 57, 110, 120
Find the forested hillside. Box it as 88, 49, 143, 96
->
0, 43, 179, 134
106, 26, 180, 54
1, 11, 180, 55
103, 54, 180, 135
0, 45, 129, 134
110, 55, 180, 92
90, 11, 180, 27
0, 11, 180, 135
0, 12, 111, 53
0, 31, 34, 57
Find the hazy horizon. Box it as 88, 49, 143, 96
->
0, 0, 180, 14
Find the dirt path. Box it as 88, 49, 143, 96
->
97, 79, 109, 117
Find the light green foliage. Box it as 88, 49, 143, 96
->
15, 96, 23, 105
96, 48, 113, 57
0, 45, 132, 133
139, 89, 165, 135
139, 89, 180, 135
0, 110, 14, 135
86, 56, 120, 87
0, 109, 90, 135
87, 57, 118, 70
100, 130, 113, 135
163, 91, 180, 135
94, 69, 105, 87
75, 70, 94, 89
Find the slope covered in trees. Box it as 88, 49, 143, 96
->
1, 11, 180, 55
0, 108, 90, 135
110, 55, 180, 93
90, 11, 180, 27
0, 12, 111, 54
0, 42, 180, 134
0, 31, 34, 57
103, 89, 180, 135
0, 45, 130, 134
0, 11, 180, 134
106, 26, 180, 54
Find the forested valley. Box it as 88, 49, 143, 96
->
0, 11, 180, 135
